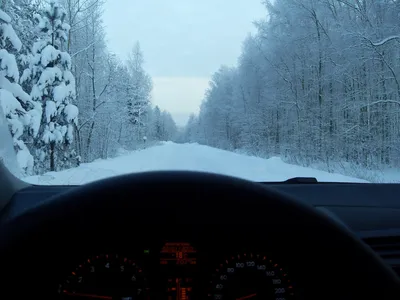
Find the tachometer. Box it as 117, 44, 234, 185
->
59, 254, 148, 300
208, 253, 295, 300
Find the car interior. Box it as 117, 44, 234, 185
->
0, 163, 400, 300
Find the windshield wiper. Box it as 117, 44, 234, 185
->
259, 177, 318, 184
284, 177, 318, 184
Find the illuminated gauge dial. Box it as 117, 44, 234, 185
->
59, 254, 149, 300
208, 253, 295, 300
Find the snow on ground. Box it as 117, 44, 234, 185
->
24, 142, 367, 185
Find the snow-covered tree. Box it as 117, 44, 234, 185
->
151, 106, 162, 140
160, 110, 177, 141
184, 0, 400, 181
182, 114, 199, 143
0, 7, 39, 175
3, 0, 41, 53
126, 42, 152, 143
1, 1, 177, 176
147, 106, 177, 142
21, 1, 79, 173
6, 1, 44, 93
71, 0, 113, 162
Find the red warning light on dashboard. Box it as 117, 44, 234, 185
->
160, 242, 197, 265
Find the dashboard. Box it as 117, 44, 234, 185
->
0, 171, 400, 300
59, 243, 295, 300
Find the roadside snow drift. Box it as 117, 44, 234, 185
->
24, 142, 366, 185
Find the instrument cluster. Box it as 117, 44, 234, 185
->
59, 242, 296, 300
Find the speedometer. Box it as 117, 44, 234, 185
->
59, 254, 148, 300
208, 253, 295, 300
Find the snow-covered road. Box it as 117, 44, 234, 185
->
25, 142, 366, 185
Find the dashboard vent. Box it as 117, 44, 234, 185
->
362, 236, 400, 277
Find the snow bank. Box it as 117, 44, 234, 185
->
24, 142, 366, 185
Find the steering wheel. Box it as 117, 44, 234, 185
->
0, 171, 399, 299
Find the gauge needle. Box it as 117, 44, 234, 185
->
236, 293, 257, 300
63, 291, 113, 299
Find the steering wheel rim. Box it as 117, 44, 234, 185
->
1, 171, 399, 299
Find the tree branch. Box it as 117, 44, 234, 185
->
71, 41, 96, 58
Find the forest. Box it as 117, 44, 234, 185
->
182, 0, 400, 181
0, 0, 177, 176
2, 0, 400, 182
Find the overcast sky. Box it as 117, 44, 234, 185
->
103, 0, 266, 126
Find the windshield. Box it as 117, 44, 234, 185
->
1, 0, 399, 185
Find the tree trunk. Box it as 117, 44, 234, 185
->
85, 37, 97, 161
50, 142, 55, 171
86, 121, 95, 161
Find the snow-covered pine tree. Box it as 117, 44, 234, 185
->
126, 42, 152, 144
4, 0, 43, 94
0, 8, 40, 176
2, 0, 40, 53
152, 106, 162, 140
161, 110, 177, 141
21, 1, 79, 173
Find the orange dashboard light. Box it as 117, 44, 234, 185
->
181, 288, 188, 300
